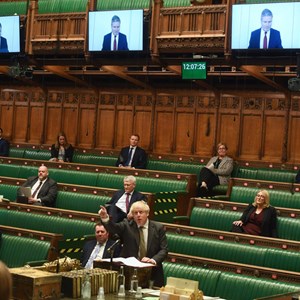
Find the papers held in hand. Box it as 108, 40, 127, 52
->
16, 187, 32, 204
19, 187, 32, 198
98, 257, 154, 268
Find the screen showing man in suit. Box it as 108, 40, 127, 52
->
0, 23, 9, 53
102, 15, 129, 51
248, 9, 282, 49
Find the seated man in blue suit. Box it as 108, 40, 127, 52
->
81, 223, 121, 269
116, 134, 147, 169
0, 23, 9, 53
102, 15, 129, 51
106, 175, 146, 223
248, 9, 282, 49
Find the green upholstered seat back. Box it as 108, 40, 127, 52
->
0, 234, 51, 268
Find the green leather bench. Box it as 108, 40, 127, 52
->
97, 0, 152, 10
227, 186, 300, 209
0, 1, 27, 16
0, 164, 21, 178
236, 167, 297, 183
23, 149, 51, 161
167, 233, 300, 272
73, 153, 117, 167
8, 148, 25, 158
0, 210, 95, 260
163, 262, 221, 297
0, 184, 19, 201
189, 207, 300, 241
0, 234, 51, 268
56, 191, 110, 213
215, 272, 300, 300
38, 0, 88, 13
163, 262, 300, 300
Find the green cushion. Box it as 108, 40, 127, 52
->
0, 234, 51, 268
0, 2, 27, 16
56, 191, 110, 213
0, 184, 19, 201
24, 149, 51, 161
8, 148, 25, 158
0, 164, 20, 178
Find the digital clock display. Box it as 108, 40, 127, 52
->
181, 62, 207, 80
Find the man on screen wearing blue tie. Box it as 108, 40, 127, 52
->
102, 15, 129, 51
248, 9, 282, 49
81, 223, 121, 269
115, 134, 147, 169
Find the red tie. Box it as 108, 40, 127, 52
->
113, 35, 117, 51
125, 193, 130, 212
263, 32, 267, 49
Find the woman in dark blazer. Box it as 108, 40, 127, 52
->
50, 132, 74, 162
232, 189, 277, 237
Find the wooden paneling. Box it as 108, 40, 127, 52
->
2, 88, 300, 163
240, 115, 262, 160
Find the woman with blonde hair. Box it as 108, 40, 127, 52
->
50, 132, 74, 162
0, 261, 12, 300
232, 189, 277, 237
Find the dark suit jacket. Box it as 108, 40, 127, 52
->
106, 190, 146, 223
240, 204, 277, 237
50, 144, 74, 162
102, 218, 168, 287
116, 146, 147, 169
0, 138, 9, 156
0, 36, 8, 53
296, 170, 300, 183
81, 238, 121, 268
20, 176, 58, 207
102, 32, 129, 51
248, 28, 282, 49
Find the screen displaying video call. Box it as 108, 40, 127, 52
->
231, 2, 300, 50
88, 10, 144, 52
0, 15, 20, 54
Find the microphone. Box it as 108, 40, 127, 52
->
107, 239, 121, 253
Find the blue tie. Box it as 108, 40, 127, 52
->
85, 244, 101, 269
125, 147, 133, 166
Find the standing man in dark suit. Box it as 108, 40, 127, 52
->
248, 9, 282, 49
116, 134, 147, 169
99, 201, 168, 288
0, 23, 9, 53
81, 223, 121, 269
102, 15, 129, 51
18, 165, 58, 207
106, 175, 146, 223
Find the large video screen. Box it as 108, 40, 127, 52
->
88, 10, 144, 52
231, 2, 300, 50
0, 15, 20, 54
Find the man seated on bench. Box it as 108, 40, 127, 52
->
105, 175, 146, 223
81, 223, 121, 269
17, 165, 58, 207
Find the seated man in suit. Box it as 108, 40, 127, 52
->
102, 15, 129, 51
115, 134, 147, 169
18, 165, 57, 207
99, 201, 168, 288
248, 9, 282, 49
106, 175, 146, 223
81, 223, 121, 269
